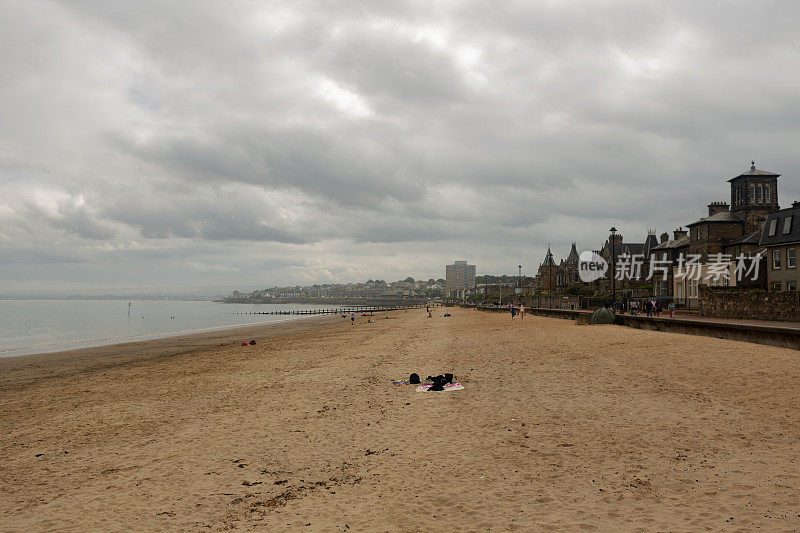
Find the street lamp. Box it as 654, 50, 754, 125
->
609, 227, 617, 305
547, 246, 553, 309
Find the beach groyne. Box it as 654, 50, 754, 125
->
230, 303, 436, 316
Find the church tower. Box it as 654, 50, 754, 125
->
729, 161, 779, 234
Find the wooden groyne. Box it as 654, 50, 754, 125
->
230, 303, 438, 316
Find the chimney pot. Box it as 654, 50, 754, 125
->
708, 201, 730, 216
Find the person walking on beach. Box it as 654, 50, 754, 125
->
519, 305, 525, 319
655, 299, 662, 317
510, 305, 516, 319
351, 313, 355, 324
668, 301, 675, 318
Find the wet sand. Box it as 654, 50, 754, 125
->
2, 309, 800, 531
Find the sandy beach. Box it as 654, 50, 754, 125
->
2, 309, 800, 531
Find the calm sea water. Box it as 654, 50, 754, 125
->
0, 300, 333, 357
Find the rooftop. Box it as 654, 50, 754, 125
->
686, 211, 744, 227
759, 206, 800, 247
651, 234, 690, 250
728, 161, 780, 182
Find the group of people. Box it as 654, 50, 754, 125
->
510, 304, 526, 319
614, 298, 677, 318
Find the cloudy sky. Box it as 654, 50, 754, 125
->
2, 0, 799, 293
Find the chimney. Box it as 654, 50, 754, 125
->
707, 201, 729, 216
673, 227, 688, 240
660, 232, 669, 243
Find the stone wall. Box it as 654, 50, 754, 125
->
698, 286, 800, 322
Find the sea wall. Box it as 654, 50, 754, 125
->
481, 306, 800, 351
698, 286, 800, 322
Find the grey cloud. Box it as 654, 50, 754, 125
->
2, 0, 800, 290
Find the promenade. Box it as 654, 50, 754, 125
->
478, 306, 800, 350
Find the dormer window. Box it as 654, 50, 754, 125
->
784, 215, 793, 235
768, 218, 778, 236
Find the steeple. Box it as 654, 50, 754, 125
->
566, 242, 579, 264
541, 245, 555, 267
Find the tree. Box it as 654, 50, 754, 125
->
404, 277, 415, 283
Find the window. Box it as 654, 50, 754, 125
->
768, 218, 778, 236
766, 184, 771, 203
789, 282, 797, 291
789, 248, 796, 268
757, 184, 763, 203
784, 216, 793, 235
750, 184, 756, 202
773, 249, 782, 269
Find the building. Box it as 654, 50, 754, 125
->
558, 243, 581, 287
535, 247, 558, 291
759, 202, 800, 291
445, 260, 476, 298
729, 161, 780, 234
680, 162, 780, 263
673, 261, 742, 308
667, 163, 777, 307
650, 228, 689, 297
598, 232, 649, 294
685, 203, 748, 261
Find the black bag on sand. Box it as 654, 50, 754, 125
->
444, 373, 454, 383
409, 373, 421, 384
428, 375, 447, 391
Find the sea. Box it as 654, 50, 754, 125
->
0, 300, 333, 357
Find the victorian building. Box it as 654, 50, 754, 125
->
671, 162, 776, 307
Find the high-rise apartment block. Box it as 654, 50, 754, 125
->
445, 260, 476, 297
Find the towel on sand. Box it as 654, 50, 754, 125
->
416, 382, 464, 392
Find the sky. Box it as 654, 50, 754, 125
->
2, 0, 800, 294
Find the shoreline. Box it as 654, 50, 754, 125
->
0, 314, 343, 389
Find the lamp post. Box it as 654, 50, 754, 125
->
546, 252, 550, 309
609, 227, 617, 306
